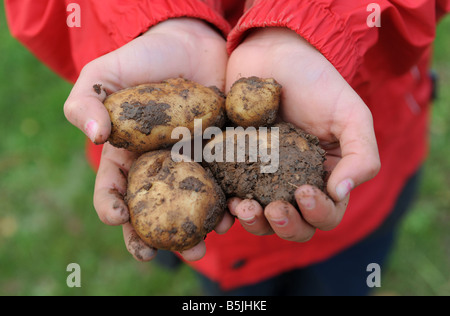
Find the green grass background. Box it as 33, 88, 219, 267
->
0, 4, 449, 296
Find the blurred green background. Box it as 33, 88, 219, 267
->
0, 4, 449, 296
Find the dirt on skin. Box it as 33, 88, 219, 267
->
205, 122, 327, 207
93, 84, 102, 95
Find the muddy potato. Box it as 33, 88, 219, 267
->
226, 77, 282, 128
104, 78, 225, 153
204, 123, 326, 207
126, 150, 226, 252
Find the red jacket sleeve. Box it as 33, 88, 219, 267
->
5, 0, 231, 83
227, 0, 450, 83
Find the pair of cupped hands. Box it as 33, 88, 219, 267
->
64, 18, 380, 262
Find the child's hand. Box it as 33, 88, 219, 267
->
226, 28, 381, 242
64, 18, 233, 261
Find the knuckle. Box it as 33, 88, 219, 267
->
63, 99, 77, 121
303, 209, 333, 230
63, 99, 84, 130
320, 221, 340, 232
308, 212, 341, 232
127, 233, 156, 262
80, 59, 99, 76
277, 232, 298, 241
279, 230, 314, 243
366, 156, 381, 179
248, 226, 272, 237
319, 213, 345, 231
297, 233, 314, 243
93, 193, 110, 225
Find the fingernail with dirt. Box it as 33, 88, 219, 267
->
296, 187, 316, 210
237, 200, 258, 225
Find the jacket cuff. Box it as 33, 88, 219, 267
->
108, 0, 231, 46
227, 0, 375, 82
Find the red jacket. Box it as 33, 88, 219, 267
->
6, 0, 450, 290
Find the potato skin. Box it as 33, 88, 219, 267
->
104, 78, 225, 153
126, 150, 226, 251
226, 77, 282, 128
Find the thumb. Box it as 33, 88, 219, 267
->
64, 62, 114, 144
327, 99, 381, 202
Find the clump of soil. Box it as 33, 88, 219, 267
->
119, 101, 171, 136
205, 123, 327, 207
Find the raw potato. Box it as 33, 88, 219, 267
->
101, 76, 326, 254
226, 77, 282, 128
104, 78, 226, 153
204, 123, 327, 207
126, 150, 226, 252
